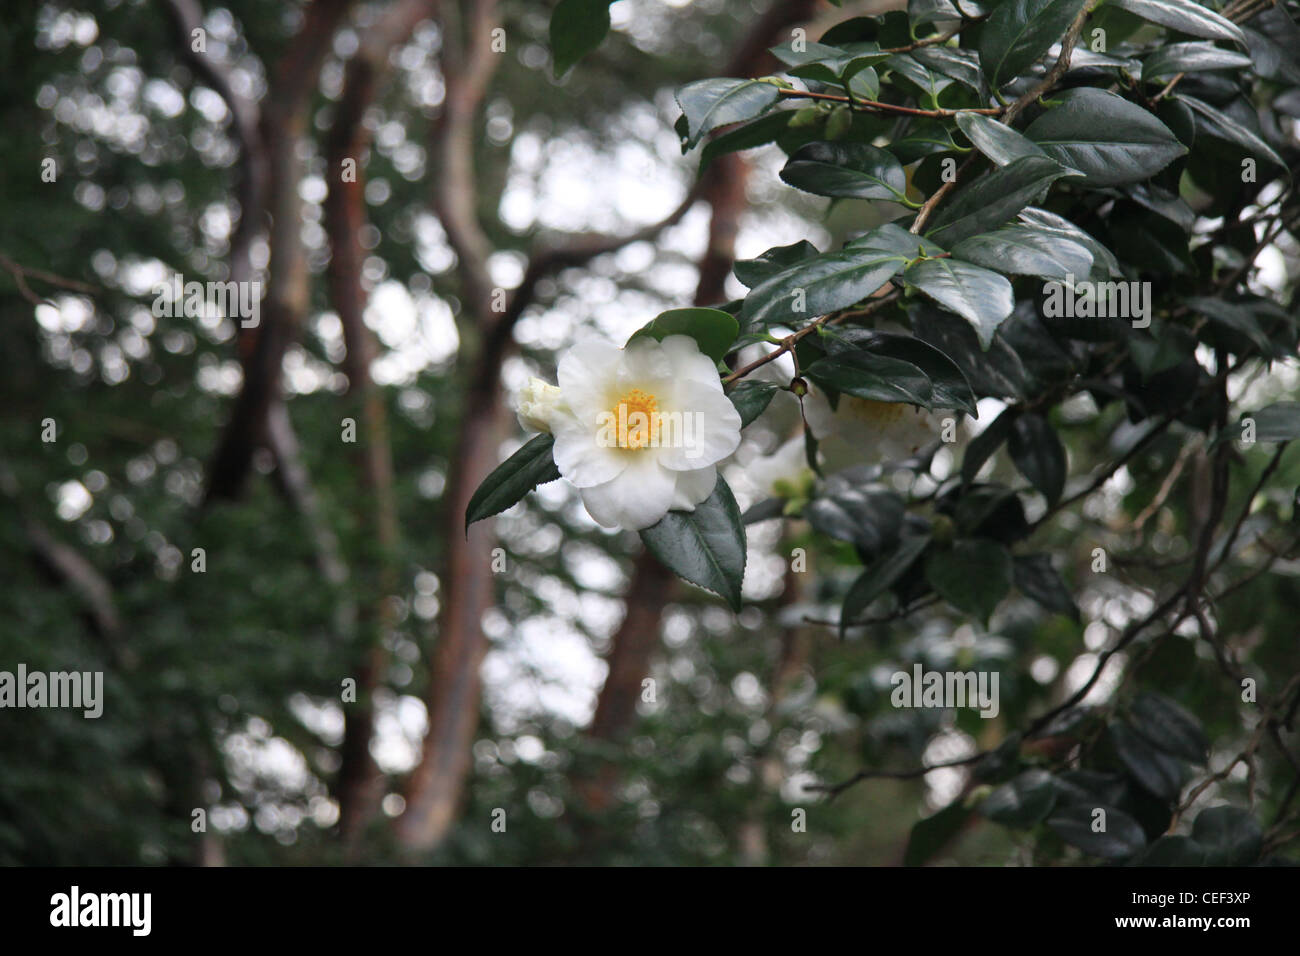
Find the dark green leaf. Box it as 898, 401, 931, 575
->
728, 380, 780, 428
741, 225, 922, 326
892, 119, 964, 163
1007, 412, 1066, 503
640, 475, 747, 611
465, 435, 562, 529
1243, 402, 1300, 442
1047, 803, 1147, 859
804, 350, 934, 407
953, 224, 1093, 280
904, 258, 1015, 349
1018, 207, 1122, 278
841, 533, 931, 634
926, 155, 1075, 246
676, 78, 782, 150
1109, 0, 1246, 44
1191, 807, 1263, 865
734, 240, 820, 288
1109, 721, 1186, 801
979, 0, 1089, 88
805, 485, 905, 555
1024, 88, 1187, 186
1130, 692, 1209, 763
911, 45, 986, 93
954, 112, 1049, 166
962, 406, 1017, 484
925, 538, 1013, 623
550, 0, 614, 77
911, 303, 1030, 399
903, 800, 973, 866
628, 307, 738, 363
1013, 553, 1079, 621
780, 141, 909, 203
981, 768, 1058, 826
824, 329, 977, 414
1143, 41, 1253, 79
1179, 94, 1289, 169
699, 110, 795, 172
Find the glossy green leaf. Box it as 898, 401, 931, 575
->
780, 142, 909, 203
550, 0, 614, 77
904, 258, 1015, 349
840, 533, 931, 634
981, 768, 1058, 826
741, 225, 923, 326
806, 484, 905, 556
1013, 553, 1079, 621
676, 78, 782, 150
628, 307, 738, 363
954, 112, 1049, 166
952, 224, 1094, 280
979, 0, 1089, 88
911, 303, 1030, 399
1047, 803, 1147, 859
1179, 94, 1289, 169
727, 380, 780, 428
804, 350, 934, 407
925, 538, 1013, 623
640, 475, 747, 611
1024, 88, 1188, 187
1018, 207, 1122, 278
823, 329, 977, 414
699, 110, 795, 172
1109, 0, 1246, 44
465, 435, 562, 529
1130, 692, 1208, 764
733, 240, 820, 288
926, 155, 1075, 246
1007, 411, 1066, 503
1143, 41, 1253, 79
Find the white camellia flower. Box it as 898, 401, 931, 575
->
803, 385, 951, 469
746, 436, 814, 500
518, 335, 742, 530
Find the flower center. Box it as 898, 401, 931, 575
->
610, 388, 660, 450
842, 397, 913, 427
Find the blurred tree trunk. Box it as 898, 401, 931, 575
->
325, 0, 437, 849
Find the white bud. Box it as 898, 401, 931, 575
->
516, 377, 564, 433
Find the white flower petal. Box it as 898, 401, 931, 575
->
579, 456, 678, 530
670, 464, 717, 510
619, 335, 675, 387
658, 334, 726, 385
551, 413, 628, 488
558, 338, 620, 415
654, 379, 742, 470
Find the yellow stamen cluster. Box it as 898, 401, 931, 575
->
842, 397, 917, 427
611, 388, 660, 449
